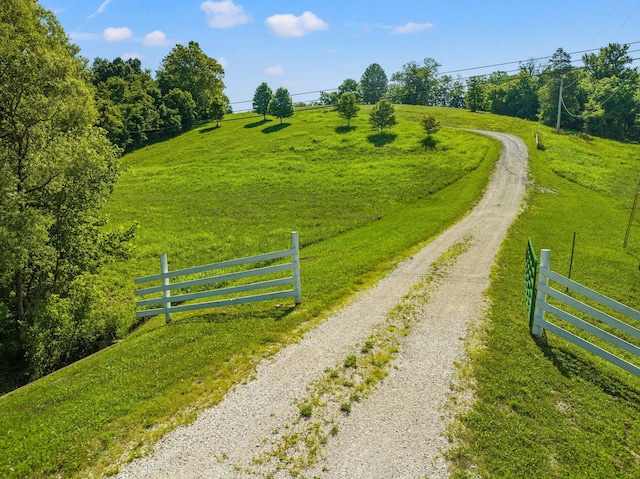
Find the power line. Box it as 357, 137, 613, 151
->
229, 41, 640, 108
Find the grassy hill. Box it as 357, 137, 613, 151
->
0, 106, 500, 477
1, 105, 640, 478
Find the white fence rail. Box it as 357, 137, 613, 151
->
135, 232, 302, 323
531, 249, 640, 377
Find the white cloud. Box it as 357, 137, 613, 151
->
201, 0, 250, 28
103, 27, 132, 42
265, 64, 284, 76
89, 0, 113, 19
391, 22, 434, 35
122, 53, 141, 61
265, 11, 328, 38
143, 30, 170, 47
218, 57, 229, 69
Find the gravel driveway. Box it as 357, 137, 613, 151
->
115, 131, 528, 479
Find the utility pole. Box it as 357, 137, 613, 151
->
555, 76, 564, 133
624, 177, 640, 248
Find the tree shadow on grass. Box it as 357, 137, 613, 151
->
421, 136, 439, 150
244, 118, 272, 129
262, 123, 291, 134
200, 125, 221, 134
367, 132, 397, 147
335, 125, 356, 134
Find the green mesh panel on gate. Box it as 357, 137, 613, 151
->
525, 238, 538, 328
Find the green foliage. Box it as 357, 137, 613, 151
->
299, 402, 313, 418
486, 70, 540, 120
360, 63, 388, 104
420, 113, 440, 136
268, 87, 294, 124
0, 106, 500, 477
437, 75, 466, 108
582, 73, 639, 141
390, 57, 440, 105
92, 58, 161, 148
336, 91, 360, 126
465, 76, 486, 112
337, 78, 361, 101
0, 2, 135, 382
160, 88, 197, 130
252, 82, 273, 119
318, 90, 338, 106
583, 43, 636, 81
369, 99, 397, 133
156, 41, 225, 121
208, 95, 227, 127
461, 42, 640, 141
344, 354, 357, 368
538, 62, 586, 131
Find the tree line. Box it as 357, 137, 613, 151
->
307, 44, 639, 142
93, 42, 228, 149
2, 1, 638, 391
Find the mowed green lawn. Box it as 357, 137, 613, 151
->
0, 106, 500, 478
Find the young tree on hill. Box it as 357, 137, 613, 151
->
421, 114, 440, 136
156, 41, 225, 121
209, 94, 228, 127
369, 99, 397, 133
360, 63, 388, 104
253, 82, 273, 120
268, 87, 294, 124
0, 1, 135, 380
336, 92, 360, 127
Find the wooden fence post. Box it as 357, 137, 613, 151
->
531, 249, 550, 340
160, 253, 172, 323
291, 231, 302, 305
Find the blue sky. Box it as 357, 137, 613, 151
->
40, 0, 640, 110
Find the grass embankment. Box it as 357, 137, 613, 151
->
0, 106, 499, 478
436, 108, 640, 478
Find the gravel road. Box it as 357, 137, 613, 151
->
115, 131, 528, 479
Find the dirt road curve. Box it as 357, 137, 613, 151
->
116, 131, 528, 479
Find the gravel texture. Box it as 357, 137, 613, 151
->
115, 131, 528, 479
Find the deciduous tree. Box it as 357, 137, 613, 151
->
360, 63, 388, 104
336, 92, 360, 126
209, 94, 228, 127
92, 57, 161, 148
253, 82, 273, 120
390, 58, 440, 105
156, 41, 225, 121
0, 1, 135, 379
421, 114, 440, 136
268, 87, 294, 124
465, 76, 487, 112
337, 78, 361, 101
369, 99, 397, 133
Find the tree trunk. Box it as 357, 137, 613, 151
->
15, 269, 24, 326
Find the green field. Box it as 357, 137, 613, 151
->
0, 106, 500, 477
2, 105, 640, 478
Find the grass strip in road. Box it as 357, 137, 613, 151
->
245, 238, 472, 478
